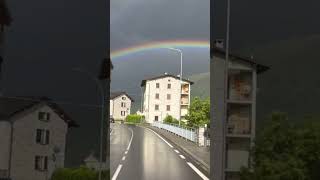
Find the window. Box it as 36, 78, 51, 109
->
156, 83, 160, 88
166, 105, 171, 111
167, 84, 171, 89
121, 111, 126, 116
121, 102, 126, 107
155, 105, 159, 111
122, 96, 126, 100
155, 116, 159, 121
38, 112, 50, 121
155, 93, 159, 99
35, 156, 48, 171
167, 94, 171, 100
36, 129, 50, 145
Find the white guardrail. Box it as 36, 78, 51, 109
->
151, 122, 197, 142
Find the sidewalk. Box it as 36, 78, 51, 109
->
146, 125, 210, 173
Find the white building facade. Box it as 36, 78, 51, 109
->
0, 97, 77, 180
141, 74, 193, 123
211, 47, 269, 180
110, 92, 133, 120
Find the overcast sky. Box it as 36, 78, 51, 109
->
111, 0, 210, 51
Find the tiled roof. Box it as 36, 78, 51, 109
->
0, 96, 78, 127
110, 92, 134, 102
141, 73, 194, 87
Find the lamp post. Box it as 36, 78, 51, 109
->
165, 48, 183, 126
72, 68, 105, 180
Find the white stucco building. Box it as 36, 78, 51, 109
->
141, 73, 194, 123
0, 97, 78, 180
110, 92, 133, 120
211, 45, 269, 180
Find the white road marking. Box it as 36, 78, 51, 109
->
126, 128, 134, 151
144, 127, 173, 148
111, 164, 123, 180
112, 126, 133, 180
187, 162, 209, 180
179, 155, 186, 159
174, 149, 180, 154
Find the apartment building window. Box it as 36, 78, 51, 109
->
35, 156, 48, 171
36, 129, 50, 145
167, 83, 171, 89
155, 93, 159, 99
166, 105, 171, 111
155, 105, 159, 111
38, 112, 50, 122
155, 116, 159, 121
167, 94, 171, 100
121, 111, 126, 116
156, 83, 160, 88
121, 102, 126, 107
122, 96, 126, 100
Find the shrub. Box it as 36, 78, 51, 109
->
125, 114, 143, 123
52, 167, 109, 180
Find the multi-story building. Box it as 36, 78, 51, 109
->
211, 45, 269, 180
141, 73, 194, 123
0, 97, 78, 180
110, 92, 133, 120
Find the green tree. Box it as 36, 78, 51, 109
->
185, 97, 210, 128
240, 112, 320, 180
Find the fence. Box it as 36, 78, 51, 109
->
151, 122, 197, 142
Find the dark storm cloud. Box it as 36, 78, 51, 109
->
111, 0, 210, 50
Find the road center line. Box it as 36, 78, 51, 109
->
126, 128, 134, 151
179, 155, 186, 159
111, 164, 123, 180
174, 149, 180, 154
122, 156, 126, 161
187, 162, 209, 180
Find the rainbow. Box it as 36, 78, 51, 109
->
110, 40, 210, 59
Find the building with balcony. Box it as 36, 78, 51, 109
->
141, 73, 194, 123
211, 46, 269, 180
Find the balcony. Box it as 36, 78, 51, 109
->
180, 96, 189, 105
228, 71, 253, 101
227, 103, 251, 136
181, 84, 190, 94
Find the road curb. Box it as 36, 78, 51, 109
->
141, 125, 210, 174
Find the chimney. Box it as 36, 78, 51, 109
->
214, 39, 224, 49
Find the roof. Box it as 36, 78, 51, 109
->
0, 96, 78, 127
141, 74, 194, 87
110, 92, 134, 102
0, 0, 12, 26
211, 47, 270, 73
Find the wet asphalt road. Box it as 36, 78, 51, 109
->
110, 123, 208, 180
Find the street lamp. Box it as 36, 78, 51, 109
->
72, 68, 105, 180
165, 48, 183, 126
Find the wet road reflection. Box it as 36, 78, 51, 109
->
110, 124, 204, 180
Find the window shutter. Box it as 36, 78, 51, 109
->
46, 113, 50, 121
36, 129, 42, 143
46, 131, 50, 144
44, 156, 48, 170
